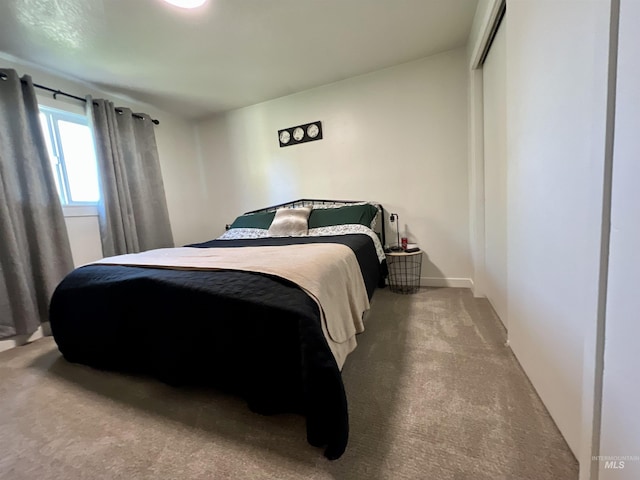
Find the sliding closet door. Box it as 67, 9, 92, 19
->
599, 1, 640, 477
482, 16, 508, 329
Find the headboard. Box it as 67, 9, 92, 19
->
244, 198, 386, 247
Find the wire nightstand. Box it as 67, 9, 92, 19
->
386, 250, 423, 294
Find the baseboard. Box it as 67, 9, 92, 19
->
0, 324, 47, 354
420, 277, 474, 289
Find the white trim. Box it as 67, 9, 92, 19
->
0, 324, 48, 354
420, 277, 474, 289
470, 265, 485, 297
63, 205, 98, 217
470, 0, 505, 70
468, 68, 486, 299
467, 1, 504, 303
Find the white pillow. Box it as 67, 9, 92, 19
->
268, 207, 311, 237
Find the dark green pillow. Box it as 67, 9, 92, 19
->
308, 204, 378, 229
229, 211, 275, 229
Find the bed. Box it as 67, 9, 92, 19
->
49, 199, 388, 459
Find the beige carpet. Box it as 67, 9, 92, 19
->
0, 288, 578, 479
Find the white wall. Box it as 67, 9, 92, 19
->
505, 0, 611, 458
481, 17, 508, 328
0, 53, 210, 251
63, 209, 103, 266
195, 48, 472, 286
599, 1, 640, 478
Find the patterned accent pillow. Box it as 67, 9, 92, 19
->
311, 201, 371, 209
268, 207, 311, 237
308, 224, 386, 262
217, 228, 269, 240
217, 223, 385, 263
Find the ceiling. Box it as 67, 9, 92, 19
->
0, 0, 478, 119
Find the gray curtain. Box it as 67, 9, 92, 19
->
87, 98, 173, 257
0, 69, 74, 339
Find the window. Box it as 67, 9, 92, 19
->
39, 106, 100, 205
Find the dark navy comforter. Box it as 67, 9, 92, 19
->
49, 234, 385, 459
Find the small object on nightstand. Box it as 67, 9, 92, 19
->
389, 212, 401, 251
404, 243, 419, 253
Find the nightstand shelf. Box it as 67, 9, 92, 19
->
386, 250, 422, 294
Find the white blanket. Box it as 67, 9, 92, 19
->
93, 244, 370, 369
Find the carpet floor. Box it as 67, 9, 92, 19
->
0, 287, 578, 479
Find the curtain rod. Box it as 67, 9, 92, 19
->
33, 83, 160, 125
0, 72, 159, 125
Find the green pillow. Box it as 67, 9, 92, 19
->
229, 211, 275, 229
308, 204, 378, 229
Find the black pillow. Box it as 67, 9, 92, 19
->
229, 211, 276, 229
308, 204, 378, 229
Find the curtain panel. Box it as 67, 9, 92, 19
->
87, 98, 173, 257
0, 69, 74, 339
